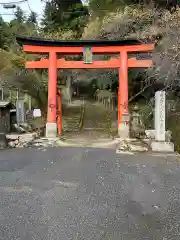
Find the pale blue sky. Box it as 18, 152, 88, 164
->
0, 0, 87, 22
0, 0, 45, 22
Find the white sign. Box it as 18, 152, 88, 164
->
33, 109, 41, 117
155, 91, 166, 141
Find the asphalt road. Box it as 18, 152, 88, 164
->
0, 147, 180, 239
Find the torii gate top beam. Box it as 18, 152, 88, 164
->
16, 36, 154, 54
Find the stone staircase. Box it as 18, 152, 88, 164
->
62, 100, 117, 136
62, 99, 84, 133
63, 114, 81, 132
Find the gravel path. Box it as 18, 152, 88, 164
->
0, 147, 179, 239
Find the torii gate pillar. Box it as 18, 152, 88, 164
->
118, 50, 129, 138
46, 51, 57, 138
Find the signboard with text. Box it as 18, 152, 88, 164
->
33, 109, 41, 117
83, 47, 93, 64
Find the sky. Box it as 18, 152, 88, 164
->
0, 0, 45, 22
0, 0, 87, 22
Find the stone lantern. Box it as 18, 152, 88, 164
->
130, 104, 145, 138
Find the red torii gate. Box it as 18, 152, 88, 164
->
16, 37, 154, 138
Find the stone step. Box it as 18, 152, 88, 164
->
66, 116, 80, 119
62, 102, 84, 132
65, 120, 80, 125
63, 114, 81, 132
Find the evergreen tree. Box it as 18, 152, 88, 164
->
0, 17, 8, 49
88, 0, 171, 17
42, 0, 89, 34
14, 6, 26, 23
27, 11, 38, 24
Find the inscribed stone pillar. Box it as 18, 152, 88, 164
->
155, 91, 165, 141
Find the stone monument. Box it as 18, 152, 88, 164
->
151, 91, 174, 152
155, 90, 165, 141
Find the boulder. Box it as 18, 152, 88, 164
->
6, 134, 19, 141
8, 141, 16, 148
14, 139, 19, 145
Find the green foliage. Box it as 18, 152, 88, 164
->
27, 11, 38, 24
42, 0, 88, 35
88, 0, 168, 15
88, 0, 126, 17
0, 6, 46, 111
14, 6, 26, 23
0, 17, 9, 49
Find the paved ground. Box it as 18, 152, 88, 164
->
0, 147, 180, 239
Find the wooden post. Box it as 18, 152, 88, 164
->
0, 88, 3, 101
118, 86, 120, 130
16, 89, 19, 101
29, 95, 32, 110
118, 51, 129, 138
57, 90, 62, 135
9, 90, 12, 101
46, 51, 57, 138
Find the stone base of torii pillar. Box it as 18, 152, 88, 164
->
118, 113, 130, 139
150, 91, 174, 152
45, 123, 57, 138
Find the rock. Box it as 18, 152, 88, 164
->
14, 139, 19, 145
13, 124, 26, 133
16, 144, 24, 148
19, 133, 36, 142
16, 142, 28, 148
6, 134, 19, 141
23, 143, 28, 148
119, 141, 129, 151
6, 132, 38, 148
128, 143, 148, 152
6, 133, 37, 148
118, 139, 148, 152
8, 141, 16, 148
19, 123, 32, 132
